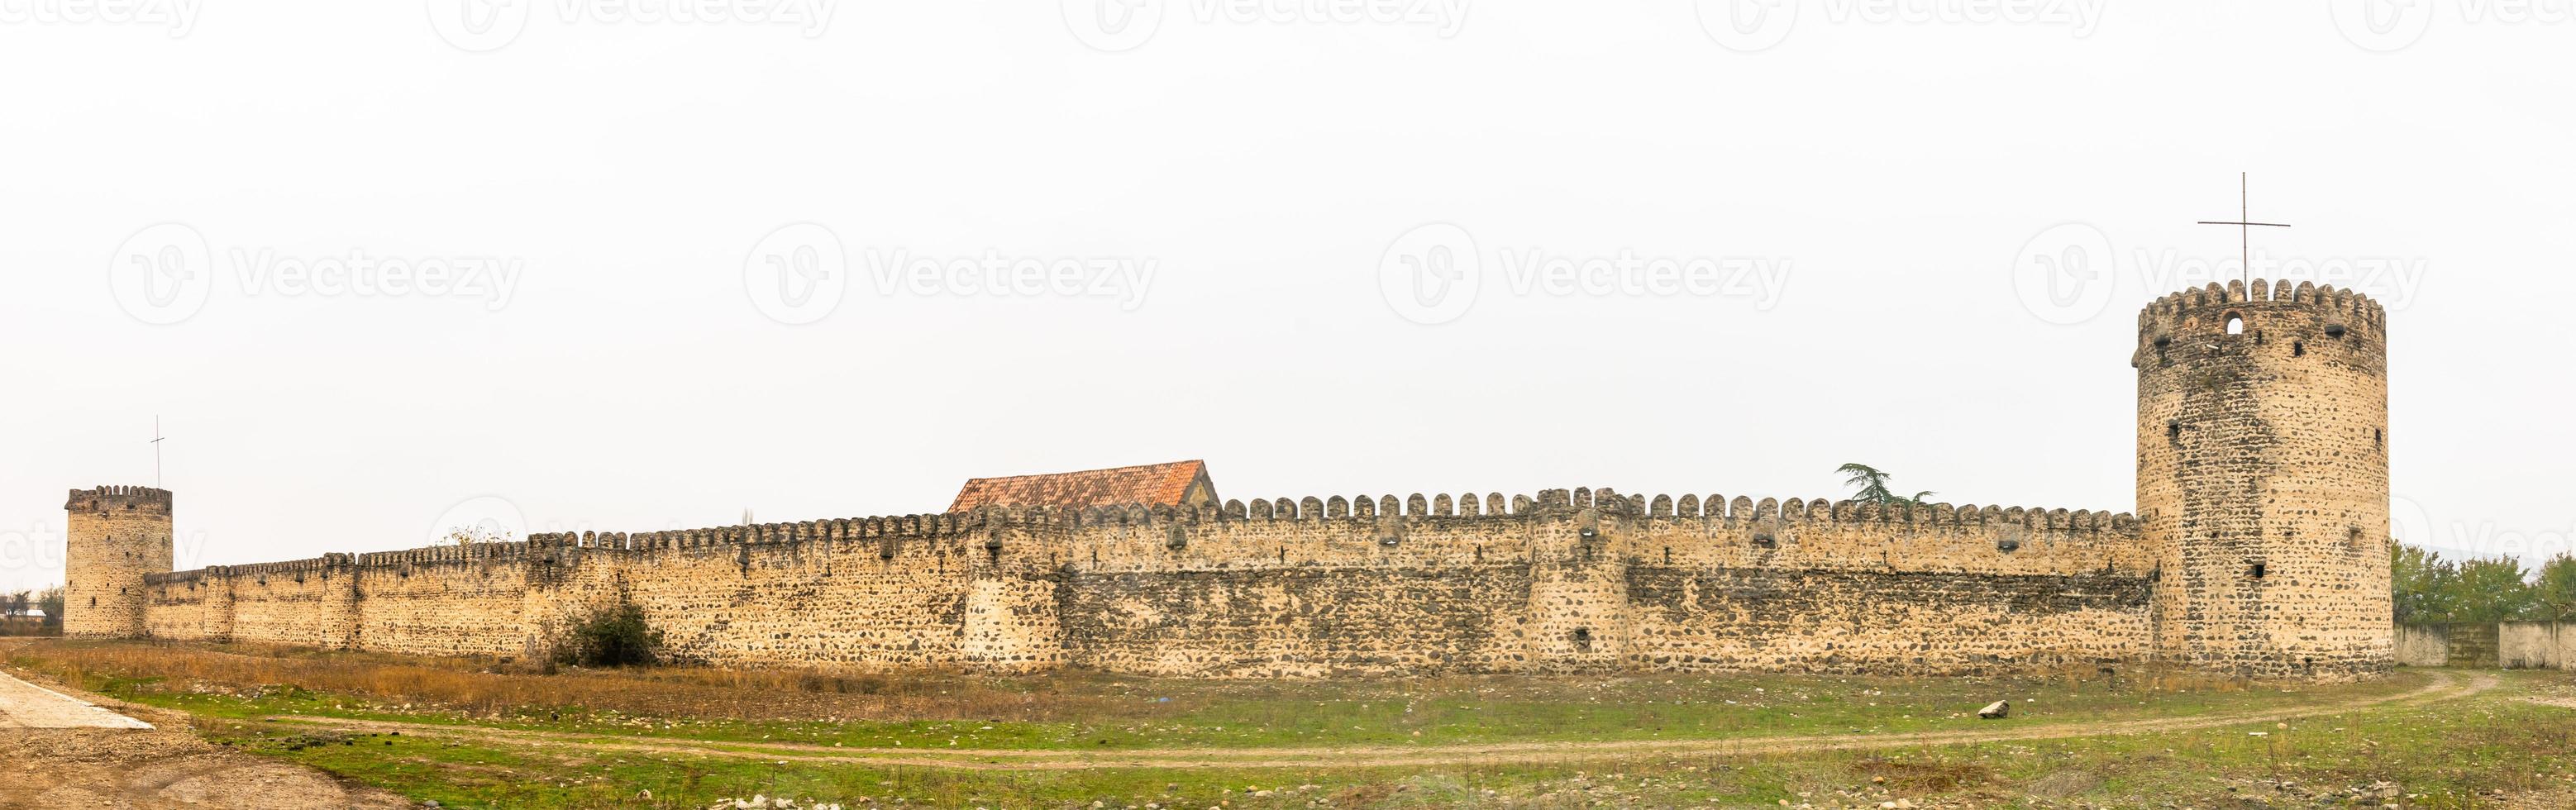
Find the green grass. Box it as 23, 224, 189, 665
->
11, 640, 2576, 809
14, 644, 2424, 752
188, 681, 2576, 810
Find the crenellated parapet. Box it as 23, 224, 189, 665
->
228, 555, 351, 581
145, 566, 223, 588
2136, 279, 2388, 364
64, 484, 172, 515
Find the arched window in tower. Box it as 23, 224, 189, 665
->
2225, 313, 2244, 335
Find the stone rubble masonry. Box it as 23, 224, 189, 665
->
63, 486, 171, 639
2135, 279, 2392, 681
120, 493, 2152, 677
73, 280, 2393, 681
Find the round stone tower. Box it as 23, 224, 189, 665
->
2135, 279, 2391, 679
63, 485, 174, 638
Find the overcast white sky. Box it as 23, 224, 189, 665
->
2, 0, 2571, 593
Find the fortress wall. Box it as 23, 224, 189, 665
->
1024, 490, 2152, 678
222, 558, 359, 649
1619, 499, 2154, 674
582, 522, 984, 669
142, 569, 221, 641
1052, 505, 1537, 677
127, 493, 2154, 677
351, 548, 540, 659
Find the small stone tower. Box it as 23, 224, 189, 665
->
2135, 280, 2392, 679
63, 485, 174, 638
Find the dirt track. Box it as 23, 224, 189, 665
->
0, 641, 412, 809
265, 670, 2496, 772
0, 669, 152, 730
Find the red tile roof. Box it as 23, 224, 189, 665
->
947, 460, 1214, 513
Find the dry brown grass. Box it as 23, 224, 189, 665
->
8, 639, 1146, 723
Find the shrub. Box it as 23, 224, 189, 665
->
554, 601, 663, 668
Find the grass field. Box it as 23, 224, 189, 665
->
8, 639, 2575, 808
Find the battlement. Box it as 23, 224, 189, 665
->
247, 486, 2139, 583
144, 567, 221, 587
64, 485, 172, 515
2137, 279, 2388, 340
985, 487, 2134, 535
228, 555, 351, 579
489, 486, 2135, 549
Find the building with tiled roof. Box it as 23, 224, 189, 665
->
947, 460, 1217, 513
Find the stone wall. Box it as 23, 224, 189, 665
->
64, 487, 173, 638
136, 488, 2158, 677
2392, 622, 2573, 669
2135, 280, 2392, 680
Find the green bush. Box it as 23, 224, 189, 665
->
554, 601, 663, 668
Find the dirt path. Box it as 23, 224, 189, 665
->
266, 670, 2495, 772
0, 641, 413, 809
0, 669, 152, 729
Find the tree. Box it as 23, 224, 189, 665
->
1834, 463, 1934, 507
2390, 544, 2456, 623
2530, 554, 2576, 622
36, 587, 63, 631
446, 522, 513, 547
1, 591, 27, 618
2448, 557, 2535, 623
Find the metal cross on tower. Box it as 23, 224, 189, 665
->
150, 416, 165, 488
2196, 172, 2292, 299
